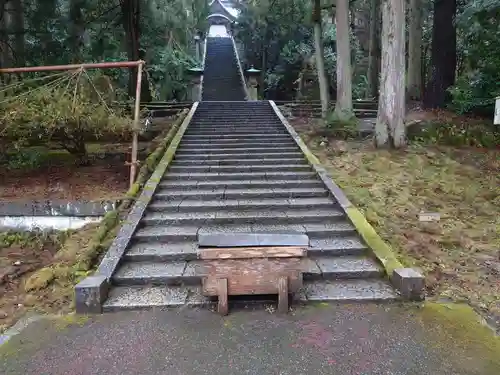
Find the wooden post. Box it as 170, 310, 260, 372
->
218, 278, 229, 315
130, 62, 144, 188
277, 276, 289, 313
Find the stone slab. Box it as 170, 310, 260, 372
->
113, 262, 187, 284
0, 200, 118, 217
300, 279, 399, 301
392, 268, 425, 301
315, 257, 383, 278
103, 286, 189, 311
198, 233, 309, 248
75, 275, 109, 314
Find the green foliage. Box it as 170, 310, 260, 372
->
408, 121, 500, 148
236, 1, 365, 100
0, 71, 132, 159
1, 148, 47, 170
2, 0, 204, 101
0, 230, 66, 249
451, 0, 500, 114
324, 109, 359, 139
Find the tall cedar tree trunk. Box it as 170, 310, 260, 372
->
423, 0, 456, 109
121, 0, 152, 101
375, 0, 406, 148
407, 0, 423, 100
0, 0, 13, 69
312, 0, 330, 118
69, 0, 85, 63
366, 0, 380, 99
334, 0, 353, 119
11, 0, 24, 66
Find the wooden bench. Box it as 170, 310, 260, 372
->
198, 233, 309, 315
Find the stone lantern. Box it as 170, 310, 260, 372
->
194, 34, 201, 63
245, 66, 261, 101
187, 67, 204, 102
495, 96, 500, 125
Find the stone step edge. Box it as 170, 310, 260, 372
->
102, 279, 399, 311
111, 256, 384, 286
147, 197, 335, 211
157, 180, 323, 188
124, 238, 368, 261
141, 209, 344, 223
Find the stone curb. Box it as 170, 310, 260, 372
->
200, 37, 208, 99
75, 102, 200, 314
269, 100, 425, 301
0, 200, 118, 217
230, 35, 249, 100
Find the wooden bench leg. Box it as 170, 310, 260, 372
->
217, 278, 228, 316
277, 276, 289, 313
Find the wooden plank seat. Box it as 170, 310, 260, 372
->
197, 233, 309, 315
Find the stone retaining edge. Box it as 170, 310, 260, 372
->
0, 200, 118, 217
269, 100, 425, 301
74, 102, 199, 314
230, 35, 249, 100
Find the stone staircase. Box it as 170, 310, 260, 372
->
103, 101, 397, 310
79, 25, 402, 312
201, 37, 246, 101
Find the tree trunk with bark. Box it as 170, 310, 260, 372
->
374, 0, 406, 148
121, 0, 152, 101
69, 0, 85, 63
407, 0, 423, 100
11, 0, 24, 66
423, 0, 456, 109
312, 0, 330, 118
334, 0, 354, 120
0, 0, 13, 69
366, 0, 380, 99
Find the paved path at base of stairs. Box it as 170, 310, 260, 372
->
0, 303, 497, 375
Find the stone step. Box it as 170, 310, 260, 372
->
178, 141, 295, 149
171, 158, 308, 166
124, 235, 366, 263
163, 171, 317, 181
102, 279, 398, 311
173, 152, 303, 160
184, 129, 288, 135
179, 137, 292, 144
148, 197, 335, 213
133, 221, 356, 243
182, 133, 288, 139
141, 208, 344, 226
111, 256, 383, 286
189, 121, 283, 125
168, 164, 312, 173
124, 241, 200, 262
189, 119, 283, 123
175, 147, 299, 155
188, 129, 284, 132
308, 237, 368, 257
153, 187, 329, 201
158, 179, 322, 190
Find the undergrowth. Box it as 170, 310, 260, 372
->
294, 117, 500, 328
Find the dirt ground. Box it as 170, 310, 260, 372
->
0, 114, 177, 202
0, 116, 179, 332
290, 116, 500, 330
0, 232, 68, 331
0, 156, 129, 202
0, 224, 114, 333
